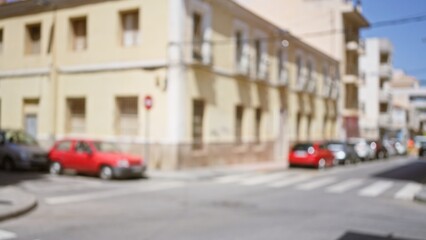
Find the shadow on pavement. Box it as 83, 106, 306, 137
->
0, 170, 47, 187
372, 160, 426, 184
337, 231, 425, 240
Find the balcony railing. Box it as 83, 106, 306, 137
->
379, 90, 390, 103
379, 113, 391, 127
379, 63, 392, 78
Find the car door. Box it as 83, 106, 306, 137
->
73, 141, 94, 173
50, 140, 73, 168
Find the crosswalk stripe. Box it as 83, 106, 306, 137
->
268, 174, 313, 188
358, 180, 394, 197
296, 177, 337, 191
45, 181, 184, 205
240, 172, 294, 186
326, 179, 365, 194
215, 173, 255, 184
0, 230, 17, 240
394, 183, 423, 200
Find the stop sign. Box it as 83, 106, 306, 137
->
144, 95, 153, 110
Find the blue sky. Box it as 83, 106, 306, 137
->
361, 0, 426, 84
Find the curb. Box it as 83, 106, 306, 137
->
0, 188, 38, 222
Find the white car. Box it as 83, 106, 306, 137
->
348, 138, 371, 161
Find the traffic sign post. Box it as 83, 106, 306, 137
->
144, 96, 153, 167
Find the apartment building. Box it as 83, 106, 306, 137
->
0, 0, 339, 170
235, 0, 369, 139
359, 38, 393, 140
390, 70, 425, 137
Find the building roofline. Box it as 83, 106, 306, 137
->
0, 0, 116, 20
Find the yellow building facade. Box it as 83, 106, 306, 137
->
0, 0, 339, 170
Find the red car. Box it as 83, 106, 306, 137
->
289, 142, 335, 169
48, 139, 146, 180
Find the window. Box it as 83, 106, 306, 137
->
71, 17, 87, 51
235, 105, 244, 144
254, 40, 261, 76
296, 56, 302, 80
25, 23, 41, 55
235, 31, 243, 66
0, 28, 3, 54
277, 49, 287, 83
74, 141, 91, 153
121, 10, 139, 47
345, 84, 358, 109
192, 100, 204, 149
380, 103, 388, 113
116, 97, 138, 136
192, 12, 203, 61
56, 141, 72, 151
67, 98, 86, 134
255, 108, 262, 144
306, 61, 313, 82
296, 112, 302, 140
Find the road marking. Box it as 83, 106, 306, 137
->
326, 179, 365, 194
45, 181, 184, 205
215, 173, 255, 184
358, 180, 394, 197
0, 230, 16, 240
268, 174, 313, 188
296, 177, 337, 191
240, 172, 294, 186
394, 183, 423, 200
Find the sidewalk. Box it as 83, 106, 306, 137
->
147, 161, 288, 181
0, 187, 37, 222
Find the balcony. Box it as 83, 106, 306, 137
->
322, 79, 332, 98
235, 54, 250, 77
294, 73, 307, 92
419, 113, 426, 121
276, 66, 289, 87
330, 82, 339, 100
379, 90, 390, 103
379, 39, 393, 54
346, 39, 365, 55
379, 113, 391, 127
379, 63, 392, 78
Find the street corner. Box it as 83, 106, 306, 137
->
0, 187, 38, 222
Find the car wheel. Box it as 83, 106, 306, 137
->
100, 166, 114, 180
49, 162, 63, 175
3, 158, 15, 172
318, 158, 326, 169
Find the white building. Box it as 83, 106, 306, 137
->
390, 70, 425, 138
359, 38, 393, 139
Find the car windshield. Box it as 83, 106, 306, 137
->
6, 131, 38, 146
327, 144, 344, 151
292, 144, 312, 151
92, 142, 121, 153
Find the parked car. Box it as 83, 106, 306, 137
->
393, 141, 407, 155
289, 142, 335, 169
348, 138, 371, 161
325, 141, 359, 165
383, 140, 397, 157
0, 129, 49, 171
418, 141, 426, 157
367, 140, 388, 160
48, 139, 146, 180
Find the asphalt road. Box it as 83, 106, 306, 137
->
1, 156, 426, 240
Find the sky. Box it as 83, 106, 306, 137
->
361, 0, 426, 85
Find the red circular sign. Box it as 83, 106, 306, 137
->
144, 95, 153, 110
